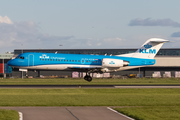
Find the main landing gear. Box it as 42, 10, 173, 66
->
84, 73, 92, 82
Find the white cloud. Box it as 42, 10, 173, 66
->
0, 16, 13, 24
129, 18, 180, 27
97, 43, 101, 46
71, 37, 125, 49
0, 16, 74, 53
0, 17, 127, 52
2, 16, 177, 54
104, 37, 122, 42
171, 32, 180, 37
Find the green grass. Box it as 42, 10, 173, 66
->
0, 88, 180, 119
1, 78, 180, 85
1, 77, 180, 119
0, 109, 19, 120
0, 88, 180, 106
114, 106, 180, 120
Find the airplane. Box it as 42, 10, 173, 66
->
7, 38, 169, 82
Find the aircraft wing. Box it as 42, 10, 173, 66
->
68, 66, 102, 72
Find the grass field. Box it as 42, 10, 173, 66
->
1, 78, 180, 85
0, 88, 179, 106
0, 88, 179, 119
0, 109, 19, 120
1, 78, 180, 119
115, 106, 180, 120
0, 88, 180, 119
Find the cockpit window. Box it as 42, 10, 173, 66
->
16, 56, 24, 59
19, 56, 24, 59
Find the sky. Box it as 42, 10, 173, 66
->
0, 0, 180, 53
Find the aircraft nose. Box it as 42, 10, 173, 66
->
7, 60, 14, 66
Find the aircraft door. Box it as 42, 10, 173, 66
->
81, 58, 85, 64
28, 54, 34, 66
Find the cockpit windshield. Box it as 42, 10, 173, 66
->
16, 56, 25, 59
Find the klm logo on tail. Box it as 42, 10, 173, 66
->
139, 43, 156, 54
139, 49, 156, 54
144, 44, 152, 48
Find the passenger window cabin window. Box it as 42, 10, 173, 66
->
61, 60, 63, 61
50, 59, 52, 61
40, 59, 41, 60
72, 60, 74, 62
58, 59, 60, 61
70, 60, 71, 62
86, 60, 88, 62
75, 60, 77, 62
78, 60, 80, 62
64, 60, 65, 61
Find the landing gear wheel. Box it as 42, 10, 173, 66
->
84, 75, 88, 80
84, 75, 92, 82
87, 76, 92, 82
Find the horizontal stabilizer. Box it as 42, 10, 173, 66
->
148, 38, 169, 43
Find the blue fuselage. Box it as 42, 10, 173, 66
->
8, 52, 155, 69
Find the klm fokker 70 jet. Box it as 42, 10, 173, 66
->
8, 38, 168, 82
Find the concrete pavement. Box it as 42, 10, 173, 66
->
0, 107, 132, 120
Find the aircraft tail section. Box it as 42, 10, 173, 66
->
118, 38, 169, 59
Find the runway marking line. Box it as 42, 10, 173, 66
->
107, 107, 134, 120
18, 112, 23, 120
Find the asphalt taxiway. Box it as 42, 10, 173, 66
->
0, 107, 133, 120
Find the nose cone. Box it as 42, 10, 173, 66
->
7, 60, 11, 66
7, 60, 14, 66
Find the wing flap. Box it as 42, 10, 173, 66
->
68, 66, 102, 72
68, 66, 102, 69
